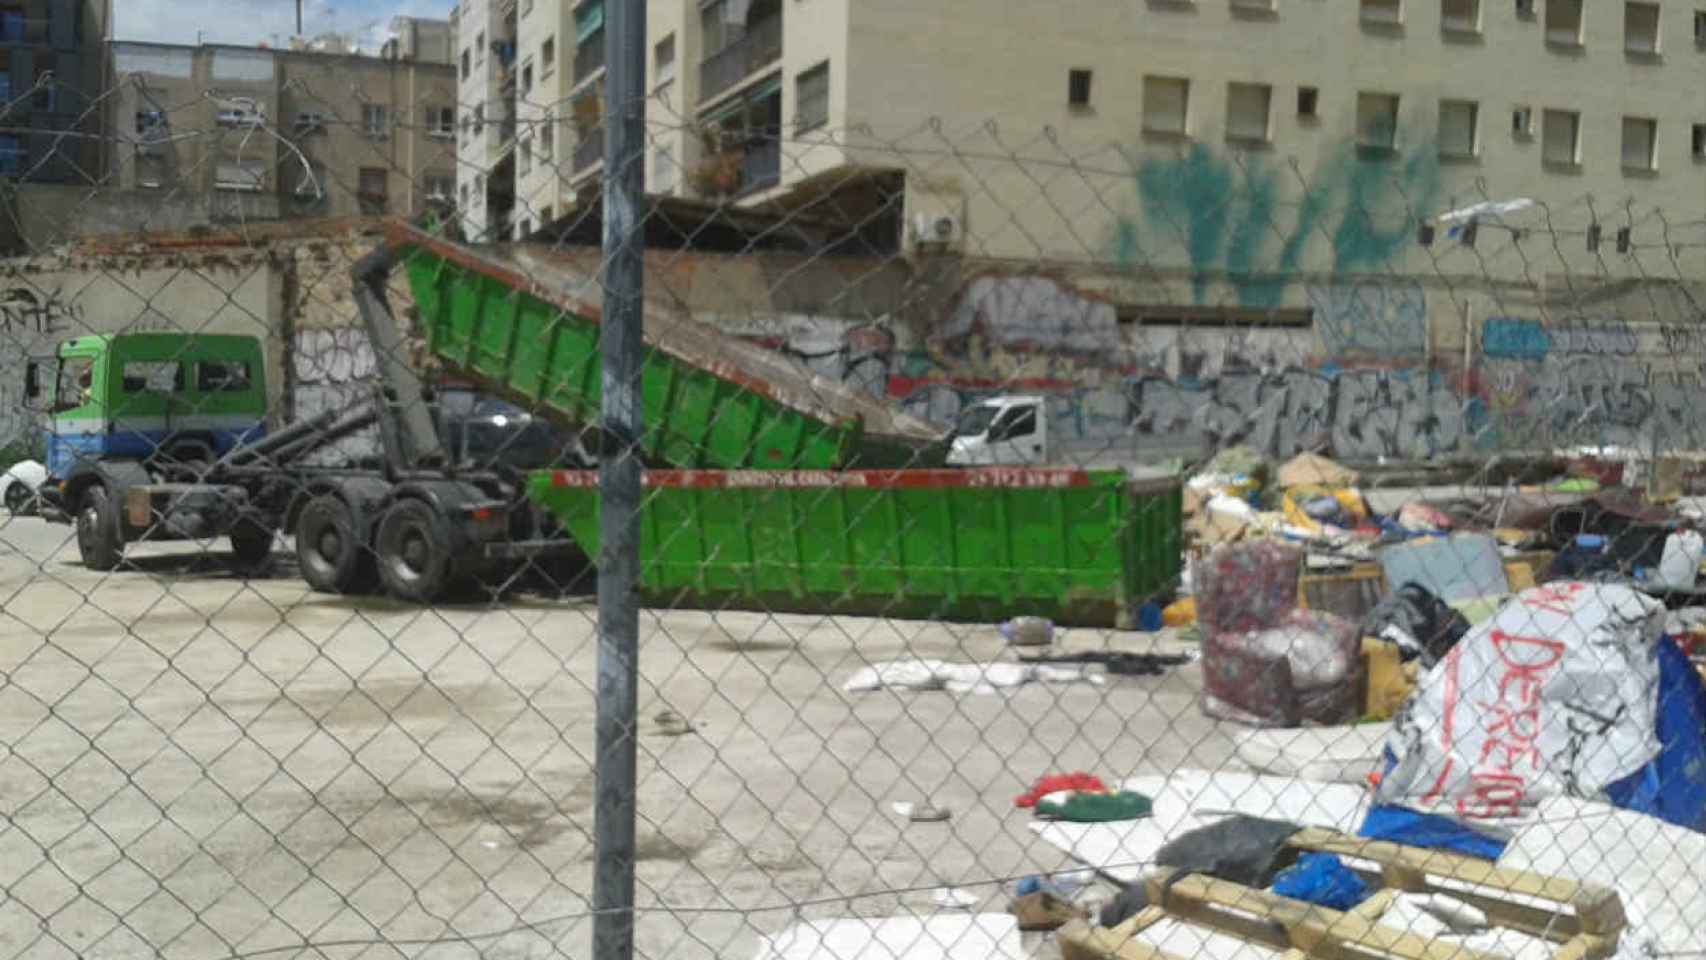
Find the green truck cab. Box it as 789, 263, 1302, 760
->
30, 332, 268, 485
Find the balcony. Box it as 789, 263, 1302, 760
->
573, 126, 603, 174
574, 32, 605, 86
692, 139, 779, 198
699, 13, 781, 103
738, 139, 779, 196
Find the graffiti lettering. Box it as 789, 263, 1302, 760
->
0, 287, 82, 335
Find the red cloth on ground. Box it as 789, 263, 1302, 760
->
1015, 773, 1108, 808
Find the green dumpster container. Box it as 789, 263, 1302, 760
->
389, 224, 943, 470
528, 467, 1182, 627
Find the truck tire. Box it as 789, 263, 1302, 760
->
228, 520, 274, 576
296, 495, 374, 594
374, 498, 454, 603
75, 485, 123, 572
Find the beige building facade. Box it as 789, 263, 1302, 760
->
108, 39, 458, 222
450, 0, 1706, 462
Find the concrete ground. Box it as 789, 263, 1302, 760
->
0, 514, 1230, 960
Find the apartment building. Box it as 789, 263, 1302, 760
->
108, 36, 457, 221
458, 1, 1706, 309
0, 0, 112, 183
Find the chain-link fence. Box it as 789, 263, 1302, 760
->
0, 25, 1703, 960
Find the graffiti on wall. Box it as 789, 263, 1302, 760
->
291, 327, 379, 463
1307, 281, 1426, 359
1113, 140, 1443, 310
1477, 317, 1706, 450
1133, 366, 1463, 461
0, 287, 82, 336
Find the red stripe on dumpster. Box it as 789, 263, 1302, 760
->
546, 468, 1097, 490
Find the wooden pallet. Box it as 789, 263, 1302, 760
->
1059, 827, 1624, 960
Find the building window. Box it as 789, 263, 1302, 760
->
519, 138, 532, 176
459, 182, 470, 206
1356, 92, 1400, 149
362, 103, 389, 138
214, 160, 264, 192
474, 103, 485, 136
522, 60, 534, 94
426, 106, 455, 138
1625, 2, 1660, 53
1696, 10, 1706, 45
655, 34, 676, 86
1442, 0, 1480, 33
795, 61, 829, 132
424, 174, 455, 201
1142, 76, 1189, 135
1438, 99, 1479, 157
517, 218, 531, 238
541, 36, 555, 76
1542, 108, 1581, 165
358, 167, 388, 215
653, 146, 676, 192
1068, 68, 1092, 109
540, 119, 554, 158
460, 48, 470, 80
540, 205, 552, 226
476, 31, 486, 65
1361, 0, 1403, 24
135, 153, 166, 188
1226, 83, 1271, 142
1545, 0, 1583, 45
1621, 116, 1657, 170
1297, 86, 1319, 118
1693, 123, 1706, 158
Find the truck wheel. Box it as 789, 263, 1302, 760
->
375, 499, 454, 603
75, 485, 123, 571
228, 520, 274, 576
296, 495, 374, 594
4, 481, 31, 515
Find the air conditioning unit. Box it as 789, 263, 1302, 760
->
912, 213, 960, 247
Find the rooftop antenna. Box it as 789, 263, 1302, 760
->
296, 0, 303, 35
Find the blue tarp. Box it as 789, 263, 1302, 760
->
1270, 853, 1370, 910
1604, 637, 1706, 831
1360, 635, 1706, 859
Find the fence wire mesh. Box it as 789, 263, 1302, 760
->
0, 43, 1702, 960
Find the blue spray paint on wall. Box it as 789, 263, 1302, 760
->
1116, 135, 1442, 311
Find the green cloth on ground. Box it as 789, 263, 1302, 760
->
1034, 790, 1153, 822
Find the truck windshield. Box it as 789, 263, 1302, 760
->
954, 404, 999, 438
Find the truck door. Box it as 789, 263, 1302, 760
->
46, 356, 99, 478
988, 402, 1043, 464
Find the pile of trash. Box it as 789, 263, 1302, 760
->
1007, 578, 1706, 960
1170, 446, 1706, 729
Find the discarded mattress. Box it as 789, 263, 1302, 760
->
1498, 797, 1703, 958
1026, 771, 1371, 884
752, 914, 1025, 960
842, 659, 1100, 695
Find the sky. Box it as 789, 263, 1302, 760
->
115, 0, 457, 49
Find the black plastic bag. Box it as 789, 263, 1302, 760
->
1099, 816, 1303, 927
1361, 581, 1470, 667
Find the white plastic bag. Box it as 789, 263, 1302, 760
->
1377, 582, 1664, 823
1657, 531, 1704, 591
